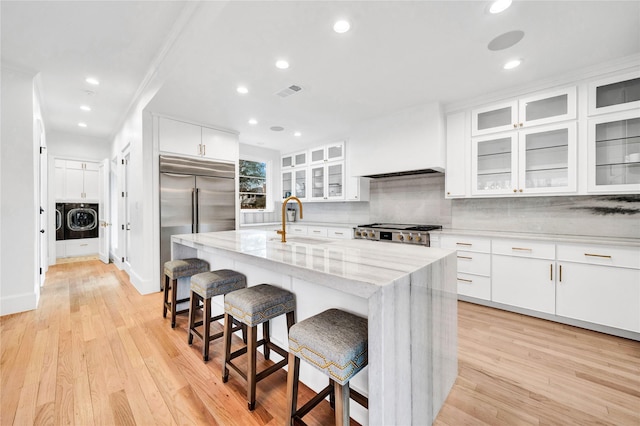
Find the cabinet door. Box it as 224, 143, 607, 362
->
346, 176, 369, 201
445, 111, 467, 198
158, 117, 202, 157
54, 161, 65, 200
326, 162, 344, 200
310, 165, 325, 200
471, 133, 518, 195
293, 151, 307, 167
471, 100, 518, 136
518, 122, 576, 194
83, 162, 100, 200
588, 70, 640, 116
587, 109, 640, 193
64, 163, 85, 200
326, 142, 344, 162
201, 127, 238, 162
518, 86, 576, 128
492, 255, 555, 314
294, 168, 307, 199
282, 154, 294, 168
282, 171, 293, 199
557, 262, 640, 332
310, 147, 326, 164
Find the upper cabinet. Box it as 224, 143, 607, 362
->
281, 151, 307, 169
587, 109, 640, 193
471, 122, 577, 196
55, 159, 100, 201
588, 70, 640, 116
158, 116, 238, 163
309, 142, 344, 164
471, 87, 576, 137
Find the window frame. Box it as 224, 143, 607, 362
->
239, 156, 273, 212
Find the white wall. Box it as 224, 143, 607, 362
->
0, 66, 40, 315
47, 130, 110, 161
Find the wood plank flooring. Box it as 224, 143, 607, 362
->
2, 260, 639, 425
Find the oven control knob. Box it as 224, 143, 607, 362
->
368, 232, 375, 238
398, 233, 404, 241
415, 234, 422, 242
355, 231, 362, 237
407, 233, 413, 241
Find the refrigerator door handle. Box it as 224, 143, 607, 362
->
194, 187, 200, 233
191, 188, 196, 233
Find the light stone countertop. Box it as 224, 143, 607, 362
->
432, 228, 640, 247
171, 229, 453, 298
239, 221, 360, 228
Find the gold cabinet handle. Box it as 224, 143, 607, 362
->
456, 242, 472, 246
559, 264, 562, 282
457, 277, 473, 283
512, 247, 532, 251
584, 253, 612, 259
457, 255, 473, 260
550, 263, 553, 281
513, 123, 518, 128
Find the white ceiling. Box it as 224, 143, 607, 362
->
3, 1, 639, 153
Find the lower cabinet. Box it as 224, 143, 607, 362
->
57, 238, 99, 258
440, 234, 491, 300
556, 243, 640, 332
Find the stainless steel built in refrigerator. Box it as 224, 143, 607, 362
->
159, 155, 236, 283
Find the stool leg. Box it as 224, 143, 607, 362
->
203, 297, 211, 362
222, 313, 231, 383
247, 325, 257, 411
163, 275, 170, 318
334, 381, 350, 426
285, 352, 300, 425
329, 379, 336, 409
187, 291, 197, 345
170, 278, 178, 328
262, 321, 270, 360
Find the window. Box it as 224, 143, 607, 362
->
239, 159, 268, 210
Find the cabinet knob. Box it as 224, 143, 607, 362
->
519, 189, 523, 192
447, 191, 451, 195
513, 124, 518, 128
519, 123, 523, 127
513, 189, 517, 193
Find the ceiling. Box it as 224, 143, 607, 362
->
3, 1, 639, 153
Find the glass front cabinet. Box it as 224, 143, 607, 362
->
310, 162, 344, 201
471, 87, 576, 137
588, 109, 640, 193
472, 122, 577, 196
588, 70, 640, 116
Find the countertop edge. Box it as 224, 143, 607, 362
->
432, 229, 640, 247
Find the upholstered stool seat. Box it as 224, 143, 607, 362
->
222, 284, 296, 411
187, 270, 247, 362
286, 309, 369, 426
163, 258, 209, 328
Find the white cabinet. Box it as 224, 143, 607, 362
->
587, 109, 640, 193
56, 238, 99, 258
345, 175, 370, 201
471, 122, 576, 196
307, 226, 328, 238
556, 243, 640, 332
282, 168, 308, 200
491, 239, 556, 314
158, 117, 238, 163
55, 159, 99, 201
440, 235, 491, 300
288, 225, 308, 236
445, 111, 467, 198
588, 70, 640, 116
471, 86, 576, 136
281, 151, 307, 169
310, 162, 344, 201
309, 142, 344, 164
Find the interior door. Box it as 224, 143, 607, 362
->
98, 158, 110, 264
38, 121, 47, 284
123, 152, 131, 269
196, 175, 235, 233
160, 173, 196, 281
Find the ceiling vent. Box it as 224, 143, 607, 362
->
276, 84, 302, 98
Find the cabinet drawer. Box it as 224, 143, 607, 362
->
557, 243, 640, 269
440, 235, 491, 253
492, 239, 555, 259
457, 273, 491, 300
65, 238, 99, 257
456, 251, 490, 276
327, 227, 351, 239
307, 227, 328, 237
288, 225, 308, 236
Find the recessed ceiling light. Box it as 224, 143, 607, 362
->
489, 0, 512, 14
85, 77, 100, 85
237, 86, 249, 94
78, 122, 87, 128
248, 118, 258, 125
333, 20, 351, 33
80, 105, 91, 112
294, 132, 301, 137
503, 59, 522, 70
275, 60, 290, 69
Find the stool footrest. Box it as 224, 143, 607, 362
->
293, 384, 333, 420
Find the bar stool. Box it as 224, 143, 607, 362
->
163, 258, 209, 328
222, 284, 296, 411
187, 270, 248, 362
285, 308, 368, 426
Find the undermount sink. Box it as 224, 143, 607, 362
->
268, 236, 328, 245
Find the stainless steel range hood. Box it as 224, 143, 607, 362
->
362, 168, 444, 179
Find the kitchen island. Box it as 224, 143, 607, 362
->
171, 229, 457, 425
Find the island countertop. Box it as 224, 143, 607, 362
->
171, 229, 458, 425
171, 229, 454, 298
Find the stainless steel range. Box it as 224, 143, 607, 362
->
353, 223, 442, 246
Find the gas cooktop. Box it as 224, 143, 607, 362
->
354, 223, 442, 245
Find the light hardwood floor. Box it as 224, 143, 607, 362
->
1, 260, 639, 425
